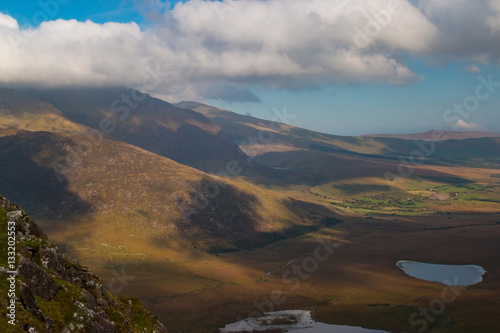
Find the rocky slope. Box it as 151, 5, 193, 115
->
0, 195, 167, 332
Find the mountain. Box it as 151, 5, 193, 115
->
0, 91, 341, 333
176, 101, 500, 169
22, 88, 247, 172
0, 88, 89, 136
0, 194, 166, 332
174, 101, 390, 156
0, 87, 341, 255
0, 129, 338, 257
363, 130, 500, 141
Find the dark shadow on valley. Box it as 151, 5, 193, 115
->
420, 175, 474, 184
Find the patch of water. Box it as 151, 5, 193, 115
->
397, 260, 486, 286
220, 310, 389, 333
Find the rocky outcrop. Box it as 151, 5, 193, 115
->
0, 195, 167, 332
18, 257, 60, 301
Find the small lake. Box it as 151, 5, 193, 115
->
220, 310, 389, 333
397, 260, 486, 286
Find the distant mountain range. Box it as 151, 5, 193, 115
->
177, 101, 500, 170
363, 130, 500, 141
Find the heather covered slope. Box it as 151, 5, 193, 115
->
0, 195, 166, 332
0, 130, 338, 258
23, 88, 248, 172
0, 89, 90, 136
177, 101, 500, 169
174, 101, 385, 156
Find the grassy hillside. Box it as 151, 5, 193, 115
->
176, 101, 393, 156
0, 195, 166, 332
0, 130, 339, 260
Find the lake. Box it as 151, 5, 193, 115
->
397, 260, 486, 286
220, 310, 390, 333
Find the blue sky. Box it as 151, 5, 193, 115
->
0, 0, 499, 135
213, 62, 500, 135
0, 0, 184, 25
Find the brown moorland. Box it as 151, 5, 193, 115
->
90, 213, 500, 333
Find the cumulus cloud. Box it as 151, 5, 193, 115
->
0, 13, 18, 30
0, 0, 499, 101
1, 19, 148, 86
451, 119, 487, 132
415, 0, 500, 63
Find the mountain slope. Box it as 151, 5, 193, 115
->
175, 101, 389, 156
0, 89, 90, 136
176, 101, 500, 169
23, 88, 247, 172
0, 130, 337, 258
0, 195, 166, 332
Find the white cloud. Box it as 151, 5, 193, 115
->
1, 19, 148, 87
0, 13, 18, 30
416, 0, 500, 63
486, 0, 500, 33
464, 64, 482, 74
451, 119, 487, 132
0, 0, 499, 101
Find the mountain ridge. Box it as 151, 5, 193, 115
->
22, 88, 248, 173
363, 130, 500, 141
176, 101, 500, 169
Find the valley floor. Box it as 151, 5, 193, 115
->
62, 213, 500, 333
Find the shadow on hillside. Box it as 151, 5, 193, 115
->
174, 186, 344, 252
0, 132, 93, 219
26, 87, 246, 172
150, 178, 343, 253
153, 178, 264, 251
253, 149, 479, 185
230, 198, 343, 251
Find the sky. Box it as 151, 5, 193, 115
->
0, 0, 499, 135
